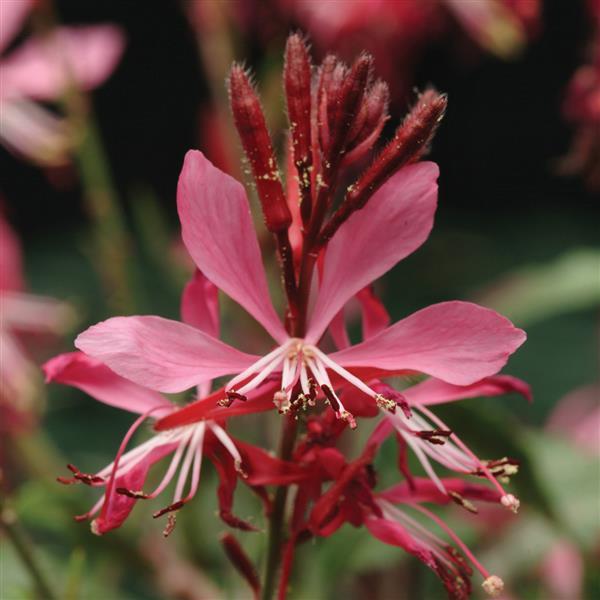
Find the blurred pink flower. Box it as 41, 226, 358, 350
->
560, 1, 600, 189
288, 0, 539, 103
0, 213, 73, 432
0, 0, 124, 165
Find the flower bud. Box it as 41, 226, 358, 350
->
229, 65, 292, 232
220, 533, 261, 597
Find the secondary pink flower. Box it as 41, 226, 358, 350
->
45, 271, 304, 535
0, 0, 124, 164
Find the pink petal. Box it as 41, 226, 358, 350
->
0, 0, 31, 54
180, 269, 219, 338
331, 301, 526, 386
306, 162, 438, 342
541, 541, 584, 600
357, 286, 390, 340
404, 374, 532, 406
75, 316, 260, 393
1, 25, 124, 100
43, 351, 171, 415
92, 443, 176, 535
0, 214, 24, 292
177, 151, 287, 343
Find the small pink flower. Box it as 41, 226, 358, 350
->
45, 272, 304, 535
0, 0, 124, 164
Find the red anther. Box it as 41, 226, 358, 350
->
116, 487, 151, 499
372, 382, 412, 418
229, 65, 292, 233
63, 464, 105, 486
318, 89, 447, 247
152, 499, 185, 518
226, 390, 248, 403
220, 533, 261, 599
284, 33, 313, 225
320, 384, 340, 412
416, 429, 452, 445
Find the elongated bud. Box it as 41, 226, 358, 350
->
284, 33, 313, 224
220, 533, 261, 599
326, 53, 373, 163
229, 65, 292, 232
349, 89, 447, 210
318, 89, 446, 246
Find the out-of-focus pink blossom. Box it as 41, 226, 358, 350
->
0, 213, 73, 434
0, 0, 124, 165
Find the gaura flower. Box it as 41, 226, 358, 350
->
0, 0, 124, 165
74, 150, 526, 438
44, 271, 305, 535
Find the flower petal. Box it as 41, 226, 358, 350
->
1, 25, 124, 100
379, 477, 501, 505
75, 316, 260, 393
306, 162, 438, 342
0, 0, 31, 54
331, 301, 526, 386
92, 443, 176, 535
177, 151, 287, 343
404, 374, 532, 406
43, 351, 172, 415
180, 269, 219, 338
0, 214, 23, 292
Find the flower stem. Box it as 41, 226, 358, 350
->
0, 503, 58, 600
261, 415, 298, 600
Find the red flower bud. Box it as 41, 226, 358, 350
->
220, 533, 261, 599
229, 65, 292, 233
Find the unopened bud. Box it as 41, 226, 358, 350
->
229, 65, 292, 232
220, 533, 261, 597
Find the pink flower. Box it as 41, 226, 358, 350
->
44, 271, 304, 535
0, 213, 73, 431
0, 0, 124, 164
74, 150, 525, 435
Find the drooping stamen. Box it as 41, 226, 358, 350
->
407, 501, 499, 586
209, 422, 247, 478
419, 405, 519, 511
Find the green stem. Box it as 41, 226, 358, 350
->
0, 503, 58, 600
261, 416, 298, 600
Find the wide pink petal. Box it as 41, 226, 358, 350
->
404, 374, 532, 406
177, 151, 287, 343
180, 269, 219, 338
0, 0, 31, 54
75, 316, 260, 393
331, 301, 526, 386
306, 162, 438, 342
0, 214, 24, 292
43, 351, 172, 415
1, 25, 124, 100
